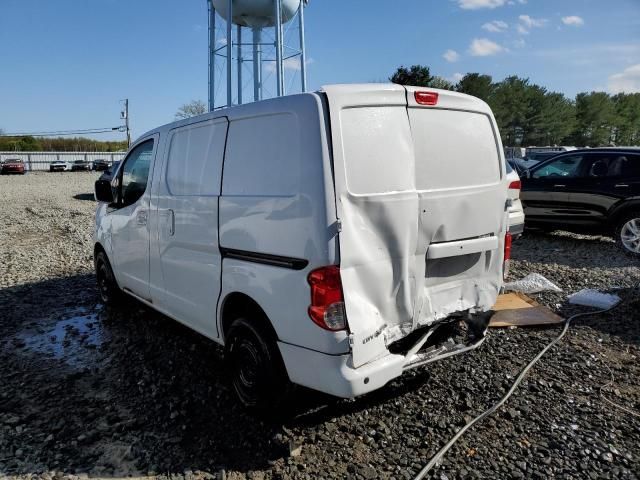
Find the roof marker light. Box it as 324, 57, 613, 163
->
414, 91, 439, 106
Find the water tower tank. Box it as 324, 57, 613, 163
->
211, 0, 301, 27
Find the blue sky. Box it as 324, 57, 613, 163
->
1, 0, 639, 141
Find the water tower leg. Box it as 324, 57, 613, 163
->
252, 27, 262, 102
298, 0, 307, 92
274, 0, 284, 96
226, 0, 233, 107
237, 25, 243, 105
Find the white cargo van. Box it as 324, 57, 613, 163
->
94, 84, 511, 408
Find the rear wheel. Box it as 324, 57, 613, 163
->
95, 251, 121, 305
224, 317, 292, 412
615, 212, 640, 257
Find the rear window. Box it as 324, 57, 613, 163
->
340, 107, 501, 194
409, 109, 501, 190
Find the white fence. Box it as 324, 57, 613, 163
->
0, 151, 126, 171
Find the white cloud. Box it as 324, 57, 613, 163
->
482, 20, 509, 32
443, 49, 460, 62
562, 15, 584, 26
469, 38, 504, 56
608, 64, 640, 93
458, 0, 506, 10
517, 14, 547, 34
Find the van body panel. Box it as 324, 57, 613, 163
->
219, 94, 345, 352
109, 134, 160, 301
322, 85, 508, 368
151, 118, 229, 338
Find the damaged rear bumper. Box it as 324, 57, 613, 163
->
278, 321, 487, 398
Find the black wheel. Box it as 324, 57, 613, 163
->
95, 251, 121, 305
224, 317, 292, 412
615, 211, 640, 257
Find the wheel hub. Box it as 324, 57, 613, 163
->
620, 218, 640, 253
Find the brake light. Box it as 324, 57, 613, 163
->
504, 232, 513, 261
503, 232, 513, 280
414, 91, 439, 106
307, 266, 347, 331
508, 180, 521, 190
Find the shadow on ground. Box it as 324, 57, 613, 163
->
72, 193, 96, 202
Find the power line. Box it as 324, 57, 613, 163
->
0, 126, 126, 137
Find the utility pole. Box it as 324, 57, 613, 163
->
121, 99, 131, 148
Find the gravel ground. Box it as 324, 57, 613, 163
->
1, 172, 639, 480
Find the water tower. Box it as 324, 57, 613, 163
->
208, 0, 309, 110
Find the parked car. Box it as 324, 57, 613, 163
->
97, 160, 120, 182
49, 160, 68, 172
506, 161, 525, 238
71, 159, 91, 171
92, 159, 110, 171
93, 85, 511, 408
521, 147, 640, 256
1, 158, 26, 174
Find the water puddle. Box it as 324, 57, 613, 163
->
15, 306, 110, 368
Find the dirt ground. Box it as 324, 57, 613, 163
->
1, 172, 639, 479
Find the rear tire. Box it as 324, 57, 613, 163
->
224, 317, 292, 413
95, 251, 121, 305
615, 211, 640, 257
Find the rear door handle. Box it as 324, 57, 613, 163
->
168, 209, 175, 236
553, 184, 566, 188
615, 183, 629, 188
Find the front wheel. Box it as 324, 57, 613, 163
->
615, 212, 640, 257
95, 251, 121, 305
224, 317, 292, 412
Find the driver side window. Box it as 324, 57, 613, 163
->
532, 155, 583, 179
116, 140, 154, 207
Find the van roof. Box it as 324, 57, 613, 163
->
133, 83, 493, 144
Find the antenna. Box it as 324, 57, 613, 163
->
207, 0, 309, 111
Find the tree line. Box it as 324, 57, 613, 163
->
0, 134, 128, 152
390, 65, 640, 147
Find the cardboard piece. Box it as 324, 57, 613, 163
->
490, 293, 564, 328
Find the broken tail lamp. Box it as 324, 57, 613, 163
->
308, 265, 347, 331
414, 91, 439, 106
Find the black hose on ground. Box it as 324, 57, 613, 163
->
412, 304, 621, 480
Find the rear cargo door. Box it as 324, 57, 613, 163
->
323, 85, 508, 367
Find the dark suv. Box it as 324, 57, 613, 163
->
521, 148, 640, 256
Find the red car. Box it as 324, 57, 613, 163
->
1, 159, 26, 174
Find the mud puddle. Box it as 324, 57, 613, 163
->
13, 305, 110, 368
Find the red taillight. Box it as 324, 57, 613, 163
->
414, 91, 439, 106
504, 232, 513, 261
503, 232, 513, 280
508, 180, 521, 190
307, 266, 347, 331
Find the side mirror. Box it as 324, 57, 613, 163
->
523, 169, 530, 179
95, 179, 114, 203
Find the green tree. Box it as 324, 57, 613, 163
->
539, 92, 576, 145
430, 76, 455, 91
389, 65, 434, 87
490, 76, 531, 145
612, 93, 640, 146
455, 73, 494, 102
175, 100, 207, 119
574, 92, 616, 146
